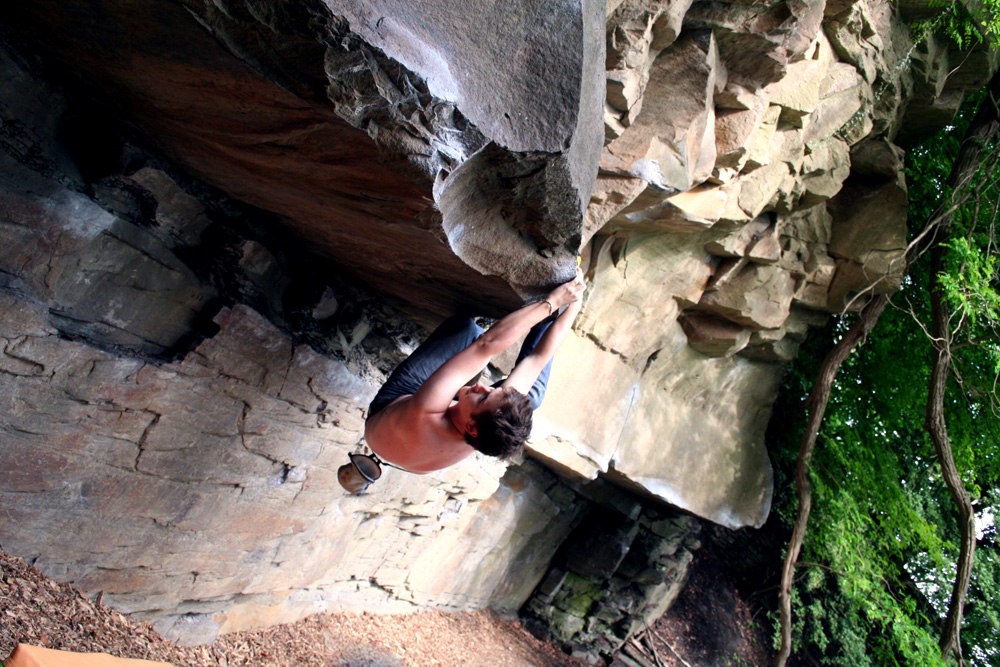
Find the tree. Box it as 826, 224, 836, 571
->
924, 69, 1000, 663
773, 58, 1000, 667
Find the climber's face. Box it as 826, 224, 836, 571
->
454, 382, 511, 438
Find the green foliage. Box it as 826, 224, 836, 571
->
964, 537, 1000, 665
767, 82, 1000, 666
915, 0, 1000, 49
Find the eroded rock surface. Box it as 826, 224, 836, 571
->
0, 0, 997, 653
3, 0, 605, 308
529, 0, 995, 529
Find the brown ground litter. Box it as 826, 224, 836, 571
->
1, 546, 584, 667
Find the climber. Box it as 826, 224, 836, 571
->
338, 268, 585, 493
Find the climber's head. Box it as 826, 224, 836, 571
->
462, 385, 531, 460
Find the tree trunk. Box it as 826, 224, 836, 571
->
927, 243, 976, 666
922, 68, 1000, 664
775, 294, 889, 667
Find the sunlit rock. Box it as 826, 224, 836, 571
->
762, 34, 836, 127
698, 263, 797, 330
603, 32, 719, 195
605, 0, 698, 129
715, 96, 770, 171
678, 313, 752, 357
607, 182, 731, 233
799, 137, 852, 206
0, 0, 997, 647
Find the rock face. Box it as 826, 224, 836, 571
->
523, 506, 702, 658
529, 0, 995, 529
0, 0, 996, 655
3, 0, 604, 310
0, 291, 588, 644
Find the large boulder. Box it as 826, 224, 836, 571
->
524, 0, 993, 530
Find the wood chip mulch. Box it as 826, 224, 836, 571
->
1, 546, 585, 667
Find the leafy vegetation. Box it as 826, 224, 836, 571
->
767, 43, 1000, 667
915, 0, 1000, 48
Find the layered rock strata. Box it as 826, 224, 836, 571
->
530, 0, 995, 528
0, 37, 595, 644
0, 0, 997, 653
2, 0, 604, 310
524, 506, 701, 661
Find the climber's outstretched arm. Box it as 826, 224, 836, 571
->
503, 270, 584, 395
409, 272, 584, 414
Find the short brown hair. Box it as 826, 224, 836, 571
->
465, 387, 531, 459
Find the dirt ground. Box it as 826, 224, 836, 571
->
2, 544, 776, 667
613, 546, 777, 667
1, 545, 583, 667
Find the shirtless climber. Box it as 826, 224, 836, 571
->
338, 269, 586, 493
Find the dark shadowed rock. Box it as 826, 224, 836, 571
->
1, 0, 998, 652
3, 0, 605, 313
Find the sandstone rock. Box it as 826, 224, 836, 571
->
850, 136, 906, 176
824, 0, 896, 85
715, 80, 760, 111
778, 203, 834, 245
0, 26, 253, 362
771, 203, 842, 312
685, 0, 825, 87
678, 313, 751, 357
704, 216, 776, 259
605, 101, 629, 142
608, 182, 731, 233
748, 229, 783, 265
2, 0, 998, 650
715, 96, 770, 170
894, 35, 969, 144
0, 287, 589, 642
574, 234, 714, 363
531, 238, 776, 528
793, 254, 838, 310
741, 307, 828, 362
763, 33, 835, 127
807, 62, 870, 144
799, 137, 852, 206
435, 144, 583, 296
771, 127, 808, 174
605, 0, 699, 127
586, 341, 778, 529
733, 162, 791, 222
583, 174, 649, 243
743, 105, 783, 171
5, 0, 606, 313
699, 263, 796, 330
523, 505, 700, 661
603, 32, 718, 195
607, 69, 644, 118
46, 224, 215, 355
826, 157, 908, 309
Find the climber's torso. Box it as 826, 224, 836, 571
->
364, 395, 475, 474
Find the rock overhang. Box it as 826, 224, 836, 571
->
3, 0, 606, 313
1, 0, 998, 539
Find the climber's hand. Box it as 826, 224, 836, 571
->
546, 268, 585, 309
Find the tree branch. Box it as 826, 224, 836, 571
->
777, 64, 1000, 667
922, 66, 1000, 665
775, 293, 890, 667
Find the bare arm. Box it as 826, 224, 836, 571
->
503, 279, 584, 395
409, 274, 584, 414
